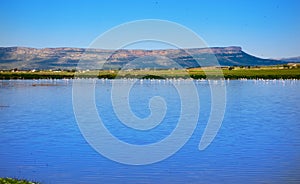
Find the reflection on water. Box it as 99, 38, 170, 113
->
0, 79, 299, 183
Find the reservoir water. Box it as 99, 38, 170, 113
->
0, 79, 299, 183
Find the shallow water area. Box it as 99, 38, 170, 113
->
0, 79, 299, 183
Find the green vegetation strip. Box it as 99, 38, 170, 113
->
189, 67, 300, 79
0, 67, 299, 79
0, 71, 74, 79
0, 178, 40, 184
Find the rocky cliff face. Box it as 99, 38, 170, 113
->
0, 46, 285, 70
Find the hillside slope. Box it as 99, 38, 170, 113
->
0, 46, 288, 70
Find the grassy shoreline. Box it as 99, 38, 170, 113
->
0, 66, 299, 80
0, 177, 40, 184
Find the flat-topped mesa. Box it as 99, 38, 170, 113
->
0, 46, 242, 56
108, 46, 243, 58
0, 46, 286, 70
209, 46, 242, 54
184, 46, 242, 55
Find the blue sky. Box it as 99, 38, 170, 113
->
0, 0, 299, 58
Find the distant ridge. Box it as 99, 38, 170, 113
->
280, 56, 300, 63
0, 46, 291, 70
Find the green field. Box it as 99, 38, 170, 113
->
189, 66, 300, 79
0, 66, 299, 80
0, 177, 40, 184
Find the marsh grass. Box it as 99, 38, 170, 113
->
0, 177, 40, 184
0, 66, 299, 79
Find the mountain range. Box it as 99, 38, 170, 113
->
0, 46, 296, 70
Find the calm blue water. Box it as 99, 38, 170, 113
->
0, 79, 299, 183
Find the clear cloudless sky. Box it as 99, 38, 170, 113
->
0, 0, 299, 58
